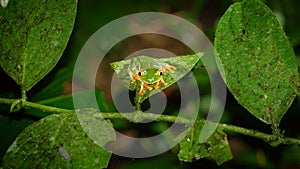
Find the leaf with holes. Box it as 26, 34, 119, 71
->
2, 110, 115, 169
214, 0, 298, 128
178, 120, 232, 165
110, 53, 203, 103
0, 0, 77, 92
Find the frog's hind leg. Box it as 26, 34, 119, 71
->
162, 64, 176, 74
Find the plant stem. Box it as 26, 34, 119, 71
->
21, 88, 27, 101
24, 101, 74, 114
0, 97, 300, 146
0, 98, 74, 114
219, 123, 300, 146
99, 111, 192, 125
134, 90, 141, 111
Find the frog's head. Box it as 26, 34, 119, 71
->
136, 68, 163, 84
129, 58, 176, 95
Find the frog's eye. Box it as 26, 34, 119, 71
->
138, 70, 144, 77
157, 70, 163, 76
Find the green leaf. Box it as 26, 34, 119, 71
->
290, 74, 300, 95
0, 113, 35, 160
110, 53, 203, 103
0, 0, 77, 92
1, 111, 115, 169
214, 0, 298, 127
178, 120, 232, 165
76, 108, 116, 148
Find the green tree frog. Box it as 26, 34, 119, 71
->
129, 57, 176, 95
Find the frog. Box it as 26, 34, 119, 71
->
128, 57, 176, 95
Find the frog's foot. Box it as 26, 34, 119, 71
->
138, 88, 144, 95
160, 80, 167, 86
144, 82, 153, 91
139, 82, 153, 95
154, 80, 167, 89
162, 64, 176, 74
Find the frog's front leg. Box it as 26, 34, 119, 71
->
154, 79, 167, 89
139, 81, 153, 95
130, 70, 140, 82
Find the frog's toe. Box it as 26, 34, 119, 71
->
161, 80, 167, 86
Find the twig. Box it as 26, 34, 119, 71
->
0, 97, 299, 146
